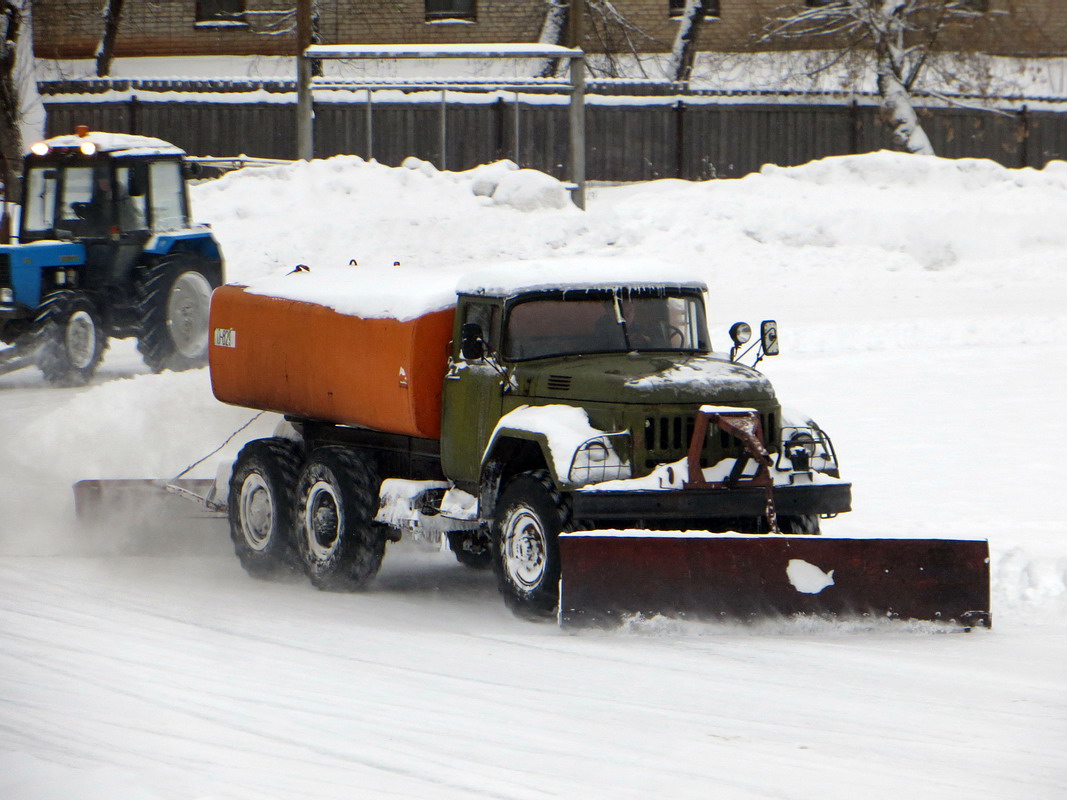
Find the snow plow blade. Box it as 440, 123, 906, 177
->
558, 533, 991, 629
73, 479, 226, 522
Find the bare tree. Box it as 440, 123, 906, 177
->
94, 0, 124, 76
667, 0, 709, 83
537, 0, 654, 79
0, 0, 24, 164
758, 1, 990, 155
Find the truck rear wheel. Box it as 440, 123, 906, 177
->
295, 447, 385, 591
491, 470, 569, 619
35, 291, 107, 386
136, 253, 218, 372
228, 438, 302, 578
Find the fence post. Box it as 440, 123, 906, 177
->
439, 90, 448, 170
128, 95, 139, 136
675, 99, 686, 179
514, 92, 521, 165
850, 99, 860, 154
365, 89, 373, 161
1019, 105, 1030, 168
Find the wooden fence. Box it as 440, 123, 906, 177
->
43, 94, 1067, 181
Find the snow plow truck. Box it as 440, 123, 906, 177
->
193, 259, 991, 627
0, 128, 223, 385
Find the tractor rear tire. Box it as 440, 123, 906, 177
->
491, 470, 569, 619
294, 447, 386, 592
34, 290, 108, 387
228, 437, 303, 579
136, 253, 218, 372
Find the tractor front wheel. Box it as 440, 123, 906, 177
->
35, 291, 108, 386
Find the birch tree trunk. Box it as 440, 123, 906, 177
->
667, 0, 706, 83
95, 0, 125, 78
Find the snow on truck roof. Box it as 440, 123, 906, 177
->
242, 258, 707, 322
36, 131, 186, 158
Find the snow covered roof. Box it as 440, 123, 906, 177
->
457, 259, 708, 297
37, 131, 185, 158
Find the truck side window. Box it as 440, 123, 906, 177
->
462, 303, 499, 353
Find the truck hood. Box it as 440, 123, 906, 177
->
515, 352, 776, 405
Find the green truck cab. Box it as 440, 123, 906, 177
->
432, 271, 850, 615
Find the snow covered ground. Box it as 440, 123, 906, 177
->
1, 152, 1065, 798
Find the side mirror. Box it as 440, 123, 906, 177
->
460, 322, 485, 361
761, 320, 779, 357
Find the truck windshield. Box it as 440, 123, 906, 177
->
504, 290, 710, 361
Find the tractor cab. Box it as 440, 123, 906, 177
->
22, 129, 191, 244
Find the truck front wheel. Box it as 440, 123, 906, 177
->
491, 470, 569, 619
228, 438, 302, 578
295, 447, 385, 591
35, 291, 108, 386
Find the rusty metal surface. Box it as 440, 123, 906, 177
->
559, 534, 991, 629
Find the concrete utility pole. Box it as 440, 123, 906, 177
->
296, 0, 313, 160
569, 0, 586, 209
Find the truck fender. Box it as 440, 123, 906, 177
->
479, 429, 557, 516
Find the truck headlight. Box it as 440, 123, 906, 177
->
777, 427, 838, 475
569, 433, 631, 486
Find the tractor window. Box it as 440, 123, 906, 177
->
59, 166, 96, 230
23, 167, 57, 234
148, 160, 186, 231
115, 166, 148, 231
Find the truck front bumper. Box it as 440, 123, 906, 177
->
570, 481, 852, 521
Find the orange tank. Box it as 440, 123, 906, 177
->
209, 284, 455, 440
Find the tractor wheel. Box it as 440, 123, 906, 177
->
447, 531, 492, 570
34, 290, 108, 387
135, 253, 218, 372
228, 437, 303, 579
491, 470, 569, 619
294, 447, 385, 591
778, 515, 822, 535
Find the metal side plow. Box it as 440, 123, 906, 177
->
558, 532, 991, 630
73, 478, 228, 522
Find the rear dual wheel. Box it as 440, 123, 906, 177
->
228, 438, 303, 578
294, 447, 385, 591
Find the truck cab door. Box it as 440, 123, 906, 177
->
440, 300, 506, 487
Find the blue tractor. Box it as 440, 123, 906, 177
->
0, 127, 224, 385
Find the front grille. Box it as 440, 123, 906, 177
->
642, 409, 778, 470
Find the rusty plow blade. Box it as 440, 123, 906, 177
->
558, 533, 991, 629
73, 478, 227, 523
